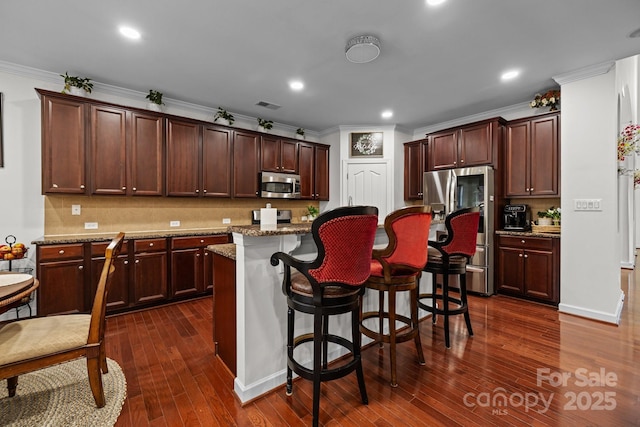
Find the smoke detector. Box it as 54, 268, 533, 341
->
345, 35, 380, 63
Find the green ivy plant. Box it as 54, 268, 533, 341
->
146, 90, 164, 105
214, 107, 235, 125
296, 127, 305, 136
60, 72, 93, 94
257, 118, 274, 130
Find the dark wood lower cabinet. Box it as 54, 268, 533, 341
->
36, 233, 229, 316
496, 234, 560, 305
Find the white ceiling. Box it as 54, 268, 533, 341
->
2, 0, 640, 132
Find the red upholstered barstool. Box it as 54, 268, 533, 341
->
360, 205, 432, 387
419, 207, 480, 348
270, 206, 378, 427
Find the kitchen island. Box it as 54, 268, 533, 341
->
226, 223, 422, 403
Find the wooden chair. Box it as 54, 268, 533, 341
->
270, 206, 378, 427
360, 205, 432, 387
0, 232, 125, 407
420, 207, 480, 348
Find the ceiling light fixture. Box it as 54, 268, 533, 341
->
381, 110, 393, 119
345, 35, 380, 64
501, 69, 520, 81
119, 26, 141, 40
426, 0, 447, 6
289, 81, 304, 91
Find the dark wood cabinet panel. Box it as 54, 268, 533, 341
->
261, 136, 298, 173
428, 118, 504, 171
130, 112, 165, 196
233, 130, 261, 198
37, 243, 87, 316
505, 112, 559, 197
171, 248, 202, 297
91, 247, 130, 311
298, 142, 329, 200
166, 118, 201, 196
202, 125, 232, 197
429, 130, 458, 170
403, 139, 428, 200
133, 239, 168, 305
90, 105, 127, 195
314, 144, 330, 200
495, 235, 559, 305
212, 252, 236, 374
41, 94, 87, 194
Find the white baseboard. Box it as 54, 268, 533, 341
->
558, 290, 625, 324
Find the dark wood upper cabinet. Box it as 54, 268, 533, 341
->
90, 105, 127, 195
428, 118, 503, 171
505, 112, 559, 197
403, 139, 428, 200
166, 118, 201, 196
298, 142, 329, 200
233, 130, 261, 198
261, 136, 298, 173
202, 125, 232, 197
40, 93, 87, 194
129, 111, 165, 196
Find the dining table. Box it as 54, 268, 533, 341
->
0, 271, 39, 316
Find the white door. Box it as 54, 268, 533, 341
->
345, 162, 390, 220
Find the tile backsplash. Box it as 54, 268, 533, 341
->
44, 195, 318, 237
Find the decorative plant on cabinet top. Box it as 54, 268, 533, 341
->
213, 107, 235, 125
257, 118, 274, 130
60, 72, 93, 95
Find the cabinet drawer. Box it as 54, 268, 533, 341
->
498, 235, 553, 251
171, 235, 228, 249
91, 240, 129, 256
38, 243, 85, 261
134, 238, 167, 253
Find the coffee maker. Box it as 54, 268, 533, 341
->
503, 204, 530, 230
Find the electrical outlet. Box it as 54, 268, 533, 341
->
71, 204, 81, 215
222, 218, 231, 224
84, 222, 98, 229
170, 220, 181, 227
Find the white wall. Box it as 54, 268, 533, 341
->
557, 64, 625, 323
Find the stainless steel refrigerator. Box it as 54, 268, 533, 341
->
423, 166, 494, 295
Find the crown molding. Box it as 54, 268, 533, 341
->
553, 61, 615, 86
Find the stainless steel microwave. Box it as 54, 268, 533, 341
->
260, 172, 301, 199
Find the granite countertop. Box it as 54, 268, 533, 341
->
206, 243, 236, 260
31, 227, 231, 245
495, 230, 561, 239
229, 223, 313, 237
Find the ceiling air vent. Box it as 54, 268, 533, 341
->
256, 101, 281, 110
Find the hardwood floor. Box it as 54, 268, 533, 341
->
106, 271, 640, 426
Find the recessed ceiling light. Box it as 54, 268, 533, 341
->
119, 26, 141, 40
381, 110, 393, 119
501, 69, 520, 81
426, 0, 447, 6
289, 81, 304, 91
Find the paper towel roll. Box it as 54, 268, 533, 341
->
260, 206, 277, 231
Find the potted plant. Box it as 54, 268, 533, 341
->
145, 90, 164, 111
537, 207, 561, 226
296, 128, 305, 140
213, 107, 235, 126
257, 118, 274, 132
60, 72, 93, 96
306, 205, 319, 221
530, 89, 560, 112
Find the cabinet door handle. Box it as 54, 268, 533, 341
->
195, 189, 200, 193
530, 188, 534, 191
80, 185, 85, 189
196, 253, 200, 257
519, 254, 523, 257
149, 243, 154, 247
460, 159, 465, 163
123, 260, 129, 265
200, 239, 205, 243
203, 189, 207, 193
132, 187, 137, 191
204, 252, 208, 256
135, 259, 140, 264
78, 265, 84, 270
59, 249, 65, 254
521, 240, 525, 244
53, 184, 59, 188
122, 186, 126, 190
524, 254, 528, 258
